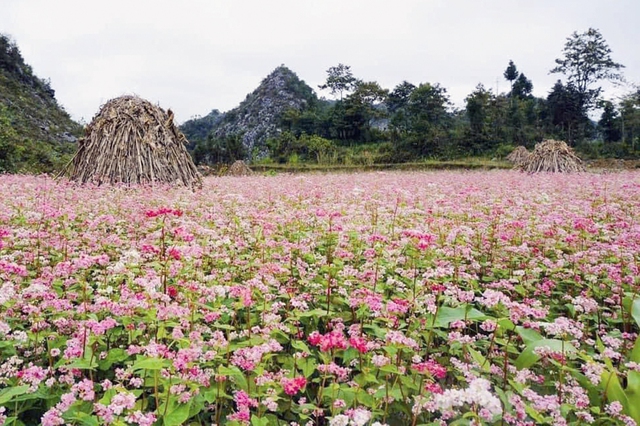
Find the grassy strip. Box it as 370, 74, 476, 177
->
251, 159, 513, 173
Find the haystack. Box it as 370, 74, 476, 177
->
66, 96, 202, 187
226, 160, 253, 176
520, 139, 585, 173
506, 146, 530, 166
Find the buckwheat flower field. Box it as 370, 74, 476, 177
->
1, 171, 640, 426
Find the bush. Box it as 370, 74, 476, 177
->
494, 144, 516, 159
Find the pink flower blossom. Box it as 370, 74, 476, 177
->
308, 329, 348, 352
280, 376, 307, 395
412, 359, 447, 379
125, 411, 157, 426
109, 391, 136, 415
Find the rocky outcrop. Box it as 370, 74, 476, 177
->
211, 65, 318, 158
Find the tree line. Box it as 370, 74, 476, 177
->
193, 28, 639, 166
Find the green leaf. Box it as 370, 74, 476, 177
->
163, 401, 192, 426
497, 318, 515, 331
99, 389, 116, 405
433, 306, 486, 328
9, 387, 57, 403
362, 324, 388, 339
633, 298, 640, 329
251, 415, 270, 426
157, 325, 167, 340
65, 358, 98, 370
342, 347, 359, 365
291, 340, 311, 353
271, 329, 290, 344
468, 347, 490, 373
298, 357, 317, 378
188, 394, 205, 419
203, 386, 231, 403
601, 370, 634, 420
219, 365, 248, 390
67, 412, 100, 426
132, 357, 169, 371
98, 348, 128, 370
212, 323, 236, 330
626, 371, 640, 403
524, 405, 546, 423
218, 365, 242, 376
379, 364, 399, 374
0, 385, 30, 405
298, 308, 328, 318
399, 374, 420, 391
354, 372, 379, 386
515, 339, 576, 369
515, 326, 543, 344
630, 336, 640, 363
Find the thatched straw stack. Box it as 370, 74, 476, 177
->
66, 96, 202, 187
506, 146, 530, 166
520, 139, 585, 173
226, 160, 253, 176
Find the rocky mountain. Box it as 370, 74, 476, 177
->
0, 34, 82, 172
184, 65, 318, 159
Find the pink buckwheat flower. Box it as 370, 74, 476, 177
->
348, 336, 369, 353
308, 329, 348, 352
124, 411, 157, 426
109, 391, 136, 415
41, 408, 65, 426
411, 359, 447, 379
281, 376, 307, 395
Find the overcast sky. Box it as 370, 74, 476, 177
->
2, 0, 639, 124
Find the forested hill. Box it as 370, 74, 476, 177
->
0, 34, 82, 173
180, 109, 223, 150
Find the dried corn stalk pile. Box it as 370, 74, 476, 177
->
226, 160, 253, 176
66, 96, 202, 187
520, 139, 585, 173
506, 146, 530, 166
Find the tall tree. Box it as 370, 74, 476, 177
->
387, 81, 416, 113
348, 81, 388, 111
598, 101, 621, 143
318, 64, 358, 100
512, 73, 533, 99
408, 83, 451, 152
545, 80, 587, 144
338, 81, 388, 142
503, 60, 519, 97
406, 83, 450, 127
464, 84, 493, 154
387, 81, 416, 138
502, 62, 535, 144
619, 90, 640, 150
395, 83, 451, 157
550, 28, 625, 112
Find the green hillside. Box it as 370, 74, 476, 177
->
0, 34, 82, 173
